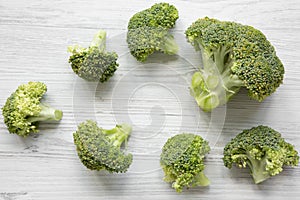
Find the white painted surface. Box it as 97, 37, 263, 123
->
0, 0, 299, 199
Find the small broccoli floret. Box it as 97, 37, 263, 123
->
185, 17, 284, 112
160, 133, 210, 193
2, 82, 63, 137
73, 120, 133, 173
127, 2, 179, 62
68, 30, 119, 82
223, 125, 299, 184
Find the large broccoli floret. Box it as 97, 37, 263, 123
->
68, 30, 119, 82
127, 2, 179, 62
223, 125, 299, 184
185, 17, 284, 112
2, 82, 63, 137
160, 133, 210, 193
73, 120, 133, 173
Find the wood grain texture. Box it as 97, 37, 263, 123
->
0, 0, 299, 199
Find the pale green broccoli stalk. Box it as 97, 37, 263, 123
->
127, 2, 179, 62
160, 133, 210, 193
68, 30, 119, 82
2, 82, 63, 137
73, 120, 133, 173
223, 125, 299, 184
185, 17, 284, 112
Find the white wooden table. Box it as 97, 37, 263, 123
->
0, 0, 299, 199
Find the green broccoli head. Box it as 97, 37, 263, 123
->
185, 17, 284, 112
223, 125, 299, 184
68, 30, 119, 82
160, 133, 210, 193
2, 82, 63, 137
73, 120, 133, 173
127, 2, 179, 62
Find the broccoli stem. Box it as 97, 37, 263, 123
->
191, 45, 244, 111
90, 30, 107, 51
101, 124, 132, 147
160, 34, 179, 55
67, 44, 86, 55
246, 154, 270, 184
27, 104, 63, 123
233, 153, 270, 184
193, 171, 210, 186
67, 30, 106, 55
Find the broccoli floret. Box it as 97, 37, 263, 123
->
185, 17, 284, 112
2, 82, 63, 137
68, 30, 119, 82
223, 125, 299, 184
160, 133, 210, 192
73, 120, 133, 173
127, 2, 179, 62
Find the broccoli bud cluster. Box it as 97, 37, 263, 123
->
127, 3, 179, 62
223, 125, 299, 184
160, 133, 210, 192
68, 30, 119, 82
1, 2, 299, 195
73, 120, 133, 173
186, 17, 284, 111
2, 82, 63, 136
